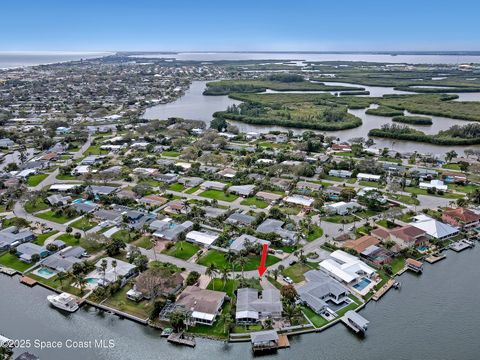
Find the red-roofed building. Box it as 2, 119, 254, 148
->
442, 207, 480, 229
372, 225, 428, 250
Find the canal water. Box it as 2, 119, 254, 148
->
143, 81, 480, 155
2, 246, 480, 360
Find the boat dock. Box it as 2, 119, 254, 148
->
167, 332, 196, 347
250, 330, 290, 354
20, 276, 37, 287
277, 334, 290, 349
372, 279, 395, 301
0, 267, 17, 276
425, 253, 447, 264
450, 240, 473, 252
341, 310, 369, 334
406, 258, 423, 273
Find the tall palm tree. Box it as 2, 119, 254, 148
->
220, 266, 229, 289
111, 259, 117, 281
205, 263, 217, 290
76, 274, 87, 295
56, 271, 67, 289
235, 256, 248, 279
100, 259, 108, 285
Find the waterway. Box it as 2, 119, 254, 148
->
2, 246, 480, 360
143, 81, 480, 155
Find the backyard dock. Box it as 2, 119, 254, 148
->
0, 267, 17, 276
20, 276, 37, 287
372, 279, 395, 301
341, 311, 369, 334
167, 332, 196, 347
450, 240, 473, 252
425, 253, 447, 264
277, 334, 290, 349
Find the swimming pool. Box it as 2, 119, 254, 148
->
86, 278, 99, 285
353, 278, 372, 291
72, 199, 94, 205
418, 246, 429, 252
33, 267, 57, 279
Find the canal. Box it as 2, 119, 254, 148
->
2, 246, 480, 360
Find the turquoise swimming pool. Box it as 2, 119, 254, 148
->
353, 278, 372, 291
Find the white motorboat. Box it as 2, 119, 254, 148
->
47, 292, 79, 312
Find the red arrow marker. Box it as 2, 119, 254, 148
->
257, 243, 269, 277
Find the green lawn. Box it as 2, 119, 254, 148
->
197, 250, 280, 271
57, 233, 81, 246
132, 236, 154, 250
34, 230, 59, 245
27, 173, 48, 186
335, 296, 361, 317
356, 209, 380, 219
442, 163, 461, 170
388, 194, 420, 205
56, 174, 79, 180
184, 186, 200, 194
323, 214, 357, 223
168, 183, 185, 192
323, 175, 357, 184
84, 144, 109, 155
163, 241, 200, 260
24, 197, 49, 213
199, 189, 238, 202
112, 229, 136, 243
161, 151, 181, 157
70, 217, 98, 231
405, 186, 464, 199
282, 262, 318, 283
301, 306, 328, 328
306, 225, 324, 242
36, 210, 75, 224
207, 278, 239, 297
187, 303, 231, 339
358, 180, 383, 188
240, 197, 269, 209
0, 252, 32, 272
391, 256, 406, 274
279, 205, 301, 215
448, 183, 478, 194
103, 284, 153, 319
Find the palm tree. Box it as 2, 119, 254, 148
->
224, 251, 237, 272
56, 271, 67, 289
100, 259, 108, 285
205, 263, 217, 290
111, 259, 117, 281
76, 274, 87, 295
221, 312, 233, 335
235, 256, 248, 279
220, 266, 229, 289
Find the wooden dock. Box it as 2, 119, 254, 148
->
372, 279, 395, 301
277, 334, 290, 349
167, 332, 196, 347
450, 240, 472, 252
425, 253, 446, 264
20, 276, 37, 287
0, 267, 17, 276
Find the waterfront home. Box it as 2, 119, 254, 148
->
185, 230, 218, 247
284, 194, 314, 208
134, 271, 184, 300
343, 235, 380, 254
372, 225, 429, 251
411, 214, 459, 241
40, 253, 82, 272
325, 201, 361, 215
442, 207, 480, 229
256, 219, 297, 245
297, 270, 350, 315
236, 288, 282, 324
228, 184, 256, 197
360, 245, 393, 266
357, 173, 381, 182
229, 234, 270, 253
419, 179, 448, 192
175, 286, 226, 326
0, 227, 36, 251
88, 257, 137, 286
16, 243, 48, 262
226, 212, 255, 226
319, 250, 376, 286
328, 169, 352, 178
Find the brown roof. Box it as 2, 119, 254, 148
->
443, 207, 480, 223
371, 228, 390, 239
176, 286, 225, 315
406, 258, 423, 268
41, 152, 58, 161
390, 225, 425, 243
343, 235, 380, 253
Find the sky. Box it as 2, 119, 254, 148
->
1, 0, 480, 52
